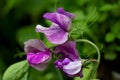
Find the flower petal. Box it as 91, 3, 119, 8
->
54, 58, 71, 69
24, 39, 48, 53
43, 13, 71, 31
36, 24, 68, 44
30, 63, 48, 71
63, 60, 82, 75
62, 58, 71, 65
55, 41, 79, 60
27, 51, 51, 71
27, 52, 51, 64
54, 60, 63, 69
57, 8, 75, 20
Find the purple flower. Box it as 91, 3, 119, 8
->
54, 41, 83, 77
36, 8, 75, 44
24, 39, 51, 71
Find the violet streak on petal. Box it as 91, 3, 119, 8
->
54, 58, 71, 69
43, 13, 71, 31
24, 39, 47, 53
36, 24, 68, 44
57, 8, 75, 20
27, 52, 50, 65
62, 58, 71, 65
24, 39, 51, 71
54, 41, 83, 77
36, 8, 74, 44
55, 41, 79, 60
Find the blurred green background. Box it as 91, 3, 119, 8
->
0, 0, 120, 80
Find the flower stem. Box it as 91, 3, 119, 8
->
76, 39, 101, 78
56, 69, 64, 80
54, 0, 58, 11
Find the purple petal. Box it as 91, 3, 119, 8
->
55, 41, 79, 60
24, 39, 48, 53
63, 60, 82, 75
54, 58, 71, 69
36, 24, 68, 44
57, 8, 75, 20
54, 60, 63, 69
62, 58, 71, 65
43, 13, 71, 31
27, 52, 51, 64
27, 51, 51, 71
30, 63, 48, 71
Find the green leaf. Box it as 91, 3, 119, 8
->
105, 33, 115, 42
100, 4, 117, 11
3, 60, 29, 80
86, 7, 99, 22
98, 13, 108, 22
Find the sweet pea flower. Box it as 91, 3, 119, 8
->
36, 8, 75, 44
24, 39, 51, 71
54, 41, 83, 77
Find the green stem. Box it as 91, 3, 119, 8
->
54, 0, 58, 11
76, 39, 100, 78
56, 69, 64, 80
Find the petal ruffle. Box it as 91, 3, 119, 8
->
30, 63, 48, 71
54, 58, 71, 69
36, 24, 68, 44
24, 39, 48, 53
27, 51, 51, 71
55, 41, 79, 60
27, 52, 51, 64
57, 8, 75, 20
63, 60, 82, 75
43, 13, 71, 31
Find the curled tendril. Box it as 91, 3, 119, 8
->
76, 39, 101, 78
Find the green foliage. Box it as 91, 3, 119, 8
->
16, 25, 37, 46
105, 33, 115, 42
104, 52, 117, 60
3, 0, 55, 17
111, 21, 120, 39
100, 4, 118, 11
77, 42, 100, 59
3, 0, 22, 14
74, 62, 98, 80
3, 60, 29, 80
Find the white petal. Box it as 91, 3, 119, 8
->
63, 60, 82, 75
36, 24, 49, 32
36, 24, 68, 44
